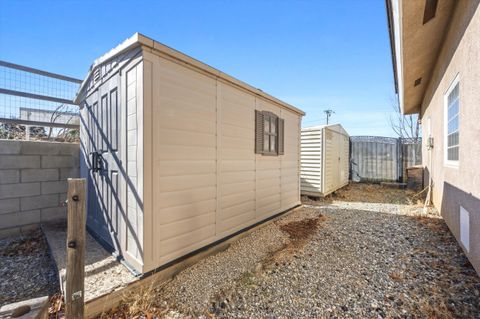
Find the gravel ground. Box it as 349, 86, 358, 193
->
0, 229, 59, 307
218, 205, 480, 318
98, 184, 480, 318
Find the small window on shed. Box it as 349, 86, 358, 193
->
255, 110, 284, 156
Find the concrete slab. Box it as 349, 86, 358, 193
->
41, 222, 137, 302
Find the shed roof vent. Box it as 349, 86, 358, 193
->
93, 68, 101, 84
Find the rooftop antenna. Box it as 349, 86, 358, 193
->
324, 109, 335, 125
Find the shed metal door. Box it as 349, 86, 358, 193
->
326, 128, 348, 193
332, 130, 341, 189
85, 78, 125, 255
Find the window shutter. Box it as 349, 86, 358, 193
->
255, 110, 264, 154
278, 118, 285, 155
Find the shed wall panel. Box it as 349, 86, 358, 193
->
300, 128, 323, 195
144, 55, 301, 270
151, 56, 218, 262
82, 49, 302, 273
217, 83, 256, 234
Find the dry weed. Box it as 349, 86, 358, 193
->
47, 294, 63, 319
97, 280, 169, 319
1, 231, 44, 257
418, 297, 454, 319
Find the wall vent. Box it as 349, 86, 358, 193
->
423, 0, 438, 24
93, 68, 101, 84
460, 206, 470, 252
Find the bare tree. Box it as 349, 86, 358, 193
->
389, 98, 420, 142
47, 103, 77, 141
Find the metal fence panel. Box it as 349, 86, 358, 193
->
350, 136, 422, 183
0, 60, 81, 141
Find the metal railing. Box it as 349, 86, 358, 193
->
0, 60, 82, 141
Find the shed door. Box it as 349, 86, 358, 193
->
323, 128, 346, 194
86, 80, 126, 256
332, 131, 341, 189
339, 134, 349, 185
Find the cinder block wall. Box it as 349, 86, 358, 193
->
0, 140, 80, 237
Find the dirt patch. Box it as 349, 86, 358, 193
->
334, 183, 423, 205
280, 216, 324, 241
1, 232, 44, 257
262, 215, 326, 268
303, 182, 423, 206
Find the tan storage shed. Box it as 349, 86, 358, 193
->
75, 33, 304, 274
300, 124, 349, 197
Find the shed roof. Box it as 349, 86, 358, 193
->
76, 33, 305, 116
302, 123, 349, 136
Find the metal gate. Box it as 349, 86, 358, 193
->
350, 136, 421, 183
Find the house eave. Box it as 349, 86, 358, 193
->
386, 0, 457, 115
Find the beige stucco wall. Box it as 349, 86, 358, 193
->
420, 1, 480, 273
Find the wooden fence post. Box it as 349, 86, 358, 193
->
65, 178, 86, 319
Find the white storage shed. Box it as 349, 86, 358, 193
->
75, 33, 304, 274
300, 124, 349, 197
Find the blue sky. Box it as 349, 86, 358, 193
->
0, 0, 397, 136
